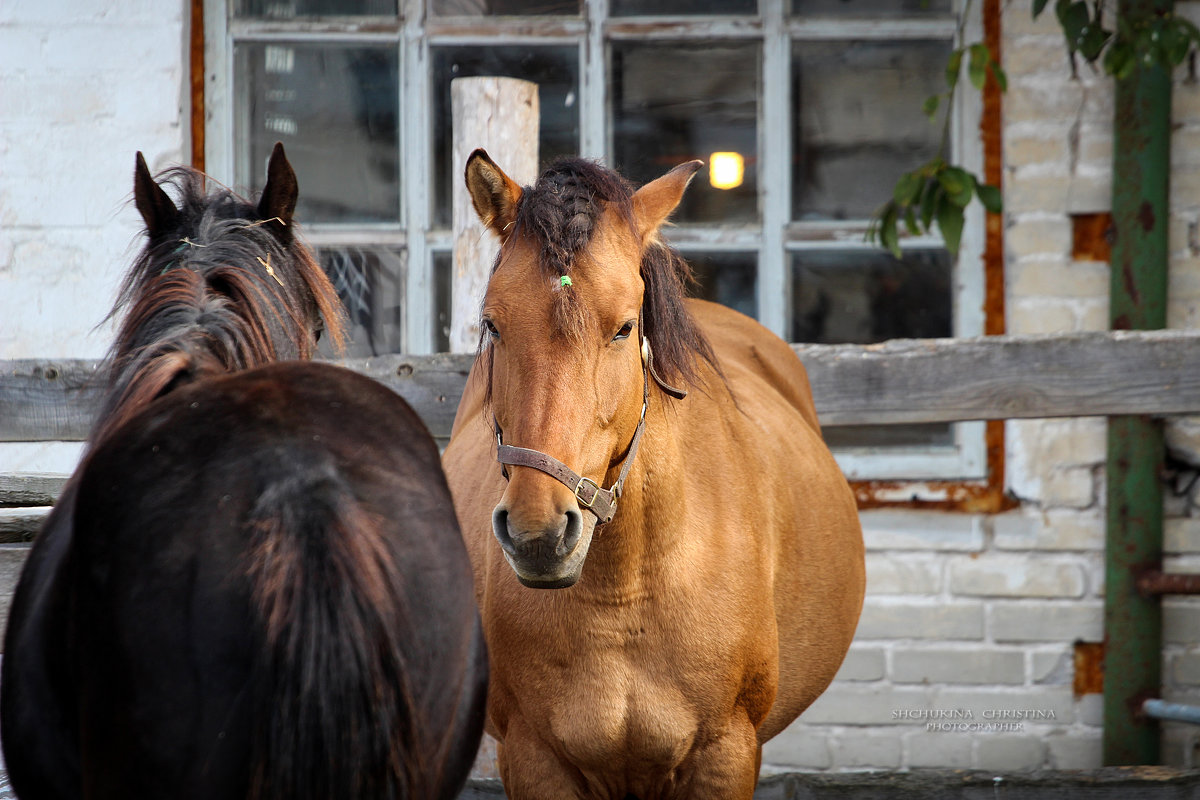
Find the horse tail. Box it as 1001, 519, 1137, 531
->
244, 460, 422, 800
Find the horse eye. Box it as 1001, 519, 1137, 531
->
613, 321, 635, 342
483, 318, 500, 341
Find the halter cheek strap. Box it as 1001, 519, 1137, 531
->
494, 336, 674, 524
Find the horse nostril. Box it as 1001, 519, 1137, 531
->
560, 508, 582, 557
491, 507, 517, 557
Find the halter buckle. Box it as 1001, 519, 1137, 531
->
574, 476, 602, 509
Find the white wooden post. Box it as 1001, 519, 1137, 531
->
450, 77, 539, 353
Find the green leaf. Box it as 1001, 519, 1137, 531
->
1077, 23, 1112, 61
976, 182, 1003, 214
880, 203, 901, 259
968, 44, 990, 90
937, 197, 966, 256
1178, 16, 1200, 43
1033, 0, 1050, 18
990, 61, 1009, 92
923, 94, 941, 120
893, 171, 923, 206
1059, 2, 1091, 53
945, 48, 964, 90
938, 166, 975, 207
1162, 19, 1192, 67
904, 205, 921, 237
920, 182, 941, 230
1104, 39, 1136, 79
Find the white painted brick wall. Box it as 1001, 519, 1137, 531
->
0, 0, 186, 475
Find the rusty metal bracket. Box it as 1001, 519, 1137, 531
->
1135, 570, 1200, 596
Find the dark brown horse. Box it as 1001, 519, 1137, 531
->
1, 146, 486, 799
442, 151, 863, 799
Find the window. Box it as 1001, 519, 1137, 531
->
204, 0, 988, 481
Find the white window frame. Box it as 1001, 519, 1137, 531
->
203, 0, 987, 482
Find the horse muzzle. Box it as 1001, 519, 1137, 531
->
491, 503, 596, 588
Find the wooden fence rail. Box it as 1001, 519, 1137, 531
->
4, 329, 1200, 445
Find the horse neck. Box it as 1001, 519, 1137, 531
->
89, 342, 225, 447
90, 268, 285, 446
576, 392, 689, 594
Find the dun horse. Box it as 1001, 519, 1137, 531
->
2, 146, 486, 799
443, 150, 864, 800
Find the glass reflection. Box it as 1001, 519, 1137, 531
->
791, 0, 951, 15
612, 42, 759, 225
322, 246, 406, 356
792, 248, 952, 448
236, 42, 400, 224
686, 251, 758, 320
612, 0, 755, 14
431, 0, 579, 14
792, 39, 949, 221
236, 0, 397, 17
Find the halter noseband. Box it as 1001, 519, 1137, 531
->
493, 336, 684, 525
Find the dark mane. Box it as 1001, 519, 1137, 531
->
487, 157, 718, 393
94, 167, 345, 443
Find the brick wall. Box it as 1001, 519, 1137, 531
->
0, 0, 186, 473
761, 4, 1200, 773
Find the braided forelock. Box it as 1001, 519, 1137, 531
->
511, 158, 637, 341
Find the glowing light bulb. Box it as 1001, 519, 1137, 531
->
709, 152, 744, 190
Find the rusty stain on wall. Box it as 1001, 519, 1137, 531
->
1074, 640, 1106, 696
1072, 212, 1114, 262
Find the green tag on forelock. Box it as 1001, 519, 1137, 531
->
559, 275, 573, 288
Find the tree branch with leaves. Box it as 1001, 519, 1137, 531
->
868, 20, 1005, 259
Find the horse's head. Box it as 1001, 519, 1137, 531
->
465, 149, 710, 588
94, 144, 346, 442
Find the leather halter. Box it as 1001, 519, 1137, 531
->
494, 336, 684, 525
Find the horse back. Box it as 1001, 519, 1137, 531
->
684, 299, 865, 741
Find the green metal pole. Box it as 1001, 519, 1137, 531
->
1104, 0, 1171, 766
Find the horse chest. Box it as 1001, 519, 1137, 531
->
546, 653, 701, 774
507, 597, 749, 774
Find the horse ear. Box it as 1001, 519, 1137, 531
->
134, 151, 180, 239
465, 148, 523, 242
632, 160, 703, 244
257, 142, 298, 241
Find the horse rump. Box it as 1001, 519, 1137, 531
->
70, 363, 486, 800
244, 459, 423, 799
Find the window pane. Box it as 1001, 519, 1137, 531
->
432, 46, 579, 229
792, 248, 952, 448
791, 0, 951, 15
792, 39, 949, 221
322, 245, 406, 356
431, 0, 579, 14
235, 0, 397, 17
612, 0, 755, 14
612, 42, 759, 224
434, 251, 453, 353
686, 251, 757, 320
235, 42, 400, 224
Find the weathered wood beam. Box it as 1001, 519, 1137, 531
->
797, 329, 1200, 426
0, 474, 66, 507
0, 359, 105, 443
3, 330, 1200, 443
